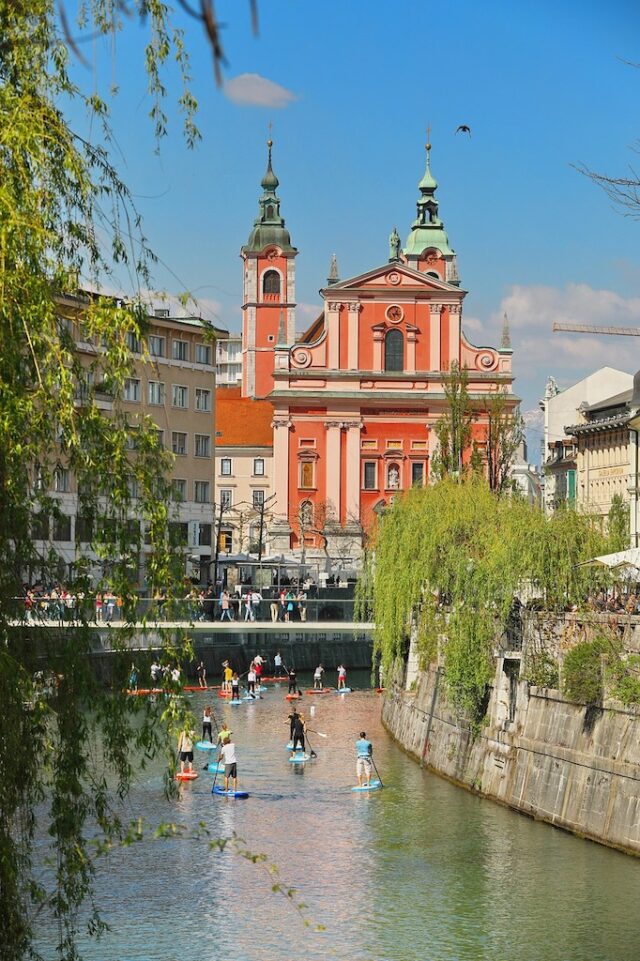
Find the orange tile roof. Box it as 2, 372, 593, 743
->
215, 386, 273, 447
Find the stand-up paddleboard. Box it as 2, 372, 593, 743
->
261, 676, 287, 682
351, 779, 382, 792
285, 741, 294, 749
196, 740, 217, 751
242, 693, 261, 701
229, 698, 243, 705
207, 761, 225, 773
375, 687, 386, 694
212, 785, 249, 799
218, 690, 231, 699
127, 688, 163, 697
289, 752, 312, 763
285, 692, 301, 700
175, 770, 198, 781
334, 687, 352, 694
304, 688, 332, 695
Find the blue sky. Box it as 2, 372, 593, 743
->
71, 0, 640, 453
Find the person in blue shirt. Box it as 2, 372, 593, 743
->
355, 731, 373, 787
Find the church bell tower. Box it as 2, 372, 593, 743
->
241, 139, 298, 399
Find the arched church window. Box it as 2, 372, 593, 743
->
384, 329, 404, 372
387, 463, 400, 490
300, 499, 314, 528
426, 271, 440, 279
266, 205, 274, 218
263, 270, 281, 295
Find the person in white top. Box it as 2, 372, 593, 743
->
177, 729, 194, 774
337, 664, 347, 690
220, 736, 238, 792
247, 665, 257, 696
273, 652, 283, 677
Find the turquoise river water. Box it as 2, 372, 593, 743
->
35, 672, 640, 961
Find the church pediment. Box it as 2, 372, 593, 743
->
322, 261, 464, 295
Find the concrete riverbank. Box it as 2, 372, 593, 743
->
382, 660, 640, 856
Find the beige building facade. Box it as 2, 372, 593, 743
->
33, 295, 219, 587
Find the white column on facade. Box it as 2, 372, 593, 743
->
406, 328, 417, 373
429, 304, 442, 371
449, 303, 461, 366
326, 301, 342, 369
272, 416, 292, 525
344, 421, 363, 523
325, 421, 342, 518
347, 302, 361, 370
373, 329, 384, 372
286, 258, 296, 343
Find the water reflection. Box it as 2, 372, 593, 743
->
35, 673, 640, 961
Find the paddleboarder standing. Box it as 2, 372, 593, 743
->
177, 728, 195, 775
202, 706, 214, 743
290, 712, 306, 757
220, 736, 238, 794
337, 664, 347, 690
313, 664, 325, 690
356, 731, 373, 787
287, 666, 298, 695
274, 651, 283, 677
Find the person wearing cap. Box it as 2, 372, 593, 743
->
355, 731, 373, 787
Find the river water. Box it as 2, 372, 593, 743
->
36, 672, 640, 961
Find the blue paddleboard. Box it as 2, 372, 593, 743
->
207, 761, 225, 773
352, 779, 382, 792
334, 687, 352, 694
213, 785, 249, 798
229, 698, 243, 705
289, 752, 312, 763
285, 741, 294, 749
196, 741, 217, 751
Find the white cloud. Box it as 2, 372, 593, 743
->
224, 73, 298, 108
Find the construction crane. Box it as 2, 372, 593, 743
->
552, 322, 640, 337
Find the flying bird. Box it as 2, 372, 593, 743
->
456, 125, 471, 137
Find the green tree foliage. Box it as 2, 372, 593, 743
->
0, 4, 226, 958
358, 479, 613, 718
562, 636, 616, 705
432, 362, 474, 480
607, 493, 629, 551
485, 389, 525, 494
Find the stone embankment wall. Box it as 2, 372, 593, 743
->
382, 661, 640, 856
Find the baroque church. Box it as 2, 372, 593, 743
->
233, 137, 516, 562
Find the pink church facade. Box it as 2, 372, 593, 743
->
240, 139, 516, 561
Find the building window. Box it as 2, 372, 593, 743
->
127, 474, 139, 498
148, 381, 165, 405
253, 489, 265, 508
263, 270, 281, 295
126, 331, 141, 353
300, 461, 315, 490
195, 343, 212, 365
124, 378, 140, 402
148, 334, 165, 357
218, 529, 233, 552
53, 514, 72, 542
253, 458, 265, 476
411, 462, 425, 486
75, 514, 93, 543
172, 339, 189, 362
54, 468, 70, 493
220, 457, 232, 476
169, 522, 188, 547
172, 431, 187, 455
198, 523, 212, 546
32, 513, 49, 539
384, 329, 404, 372
219, 488, 232, 509
172, 479, 187, 502
172, 385, 188, 408
363, 461, 377, 490
195, 388, 212, 412
386, 462, 400, 489
195, 434, 211, 457
194, 481, 210, 504
300, 499, 314, 527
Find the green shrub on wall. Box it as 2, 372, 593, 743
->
563, 638, 614, 704
606, 654, 640, 707
524, 649, 560, 689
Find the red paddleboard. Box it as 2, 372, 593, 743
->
175, 771, 198, 781
261, 676, 287, 682
218, 691, 232, 699
375, 687, 386, 694
304, 688, 332, 694
285, 692, 301, 700
126, 688, 162, 696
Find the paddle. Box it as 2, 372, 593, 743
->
306, 729, 328, 738
370, 756, 384, 788
305, 730, 318, 759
